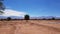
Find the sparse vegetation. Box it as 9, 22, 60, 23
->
24, 14, 30, 22
24, 14, 30, 20
42, 18, 46, 20
7, 17, 11, 21
52, 17, 55, 20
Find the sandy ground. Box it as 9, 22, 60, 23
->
0, 20, 60, 34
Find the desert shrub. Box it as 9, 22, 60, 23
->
42, 18, 46, 20
24, 14, 30, 20
0, 19, 3, 21
47, 18, 51, 20
51, 17, 55, 20
7, 17, 11, 21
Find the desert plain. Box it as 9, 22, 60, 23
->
0, 20, 60, 34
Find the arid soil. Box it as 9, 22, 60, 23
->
0, 20, 60, 34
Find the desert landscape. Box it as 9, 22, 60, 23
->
0, 20, 60, 34
0, 0, 60, 34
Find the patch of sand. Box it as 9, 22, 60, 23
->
0, 20, 60, 34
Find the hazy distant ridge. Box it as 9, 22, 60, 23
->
0, 16, 60, 19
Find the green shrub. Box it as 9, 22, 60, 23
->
7, 17, 11, 21
52, 17, 55, 20
24, 14, 30, 20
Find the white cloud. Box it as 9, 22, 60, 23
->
0, 9, 27, 17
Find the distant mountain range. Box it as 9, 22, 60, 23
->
0, 16, 24, 19
30, 16, 60, 19
0, 16, 60, 19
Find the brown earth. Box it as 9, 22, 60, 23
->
0, 20, 60, 34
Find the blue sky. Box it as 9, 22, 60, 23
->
3, 0, 60, 17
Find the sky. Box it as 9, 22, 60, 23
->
2, 0, 60, 17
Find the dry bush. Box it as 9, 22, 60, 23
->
7, 17, 11, 21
